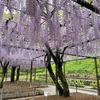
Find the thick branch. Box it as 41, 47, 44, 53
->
56, 49, 63, 70
73, 0, 100, 14
61, 46, 67, 63
45, 43, 56, 63
0, 61, 3, 67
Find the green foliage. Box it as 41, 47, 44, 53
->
90, 82, 97, 89
75, 80, 84, 87
69, 81, 75, 86
0, 68, 2, 73
3, 13, 17, 19
85, 0, 92, 3
34, 68, 46, 74
67, 80, 84, 87
7, 69, 11, 73
3, 13, 11, 19
33, 76, 43, 82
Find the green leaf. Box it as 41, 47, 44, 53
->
85, 0, 92, 3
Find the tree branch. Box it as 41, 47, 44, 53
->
0, 61, 3, 67
45, 43, 56, 63
61, 46, 67, 63
72, 0, 100, 14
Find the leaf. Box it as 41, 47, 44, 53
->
85, 0, 92, 3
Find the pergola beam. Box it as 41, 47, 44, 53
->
64, 53, 93, 58
94, 58, 100, 95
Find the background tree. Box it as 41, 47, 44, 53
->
0, 59, 9, 88
11, 66, 17, 82
16, 65, 20, 81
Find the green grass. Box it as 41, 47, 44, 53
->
18, 58, 100, 76
65, 58, 100, 74
65, 59, 95, 74
85, 0, 92, 3
51, 58, 100, 75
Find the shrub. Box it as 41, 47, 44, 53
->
90, 82, 97, 89
75, 80, 84, 87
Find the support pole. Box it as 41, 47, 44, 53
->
5, 71, 7, 81
30, 61, 33, 83
56, 65, 58, 95
34, 68, 36, 82
94, 58, 100, 95
46, 67, 48, 83
34, 68, 36, 97
63, 63, 66, 77
26, 69, 28, 81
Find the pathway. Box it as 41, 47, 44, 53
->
8, 85, 98, 100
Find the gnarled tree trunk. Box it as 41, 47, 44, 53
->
45, 56, 63, 96
56, 49, 70, 97
44, 44, 70, 97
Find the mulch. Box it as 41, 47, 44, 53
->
1, 81, 100, 100
3, 81, 47, 94
24, 92, 100, 100
1, 81, 47, 99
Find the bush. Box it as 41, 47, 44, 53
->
75, 80, 84, 87
90, 82, 97, 89
67, 80, 75, 86
68, 80, 84, 87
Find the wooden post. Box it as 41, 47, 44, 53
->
34, 68, 36, 82
30, 61, 33, 83
56, 65, 58, 95
5, 71, 7, 81
63, 63, 66, 77
94, 58, 100, 95
46, 67, 48, 83
34, 68, 36, 97
26, 69, 28, 81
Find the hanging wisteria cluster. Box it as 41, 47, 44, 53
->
0, 0, 100, 69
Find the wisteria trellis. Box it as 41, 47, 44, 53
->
0, 0, 100, 69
